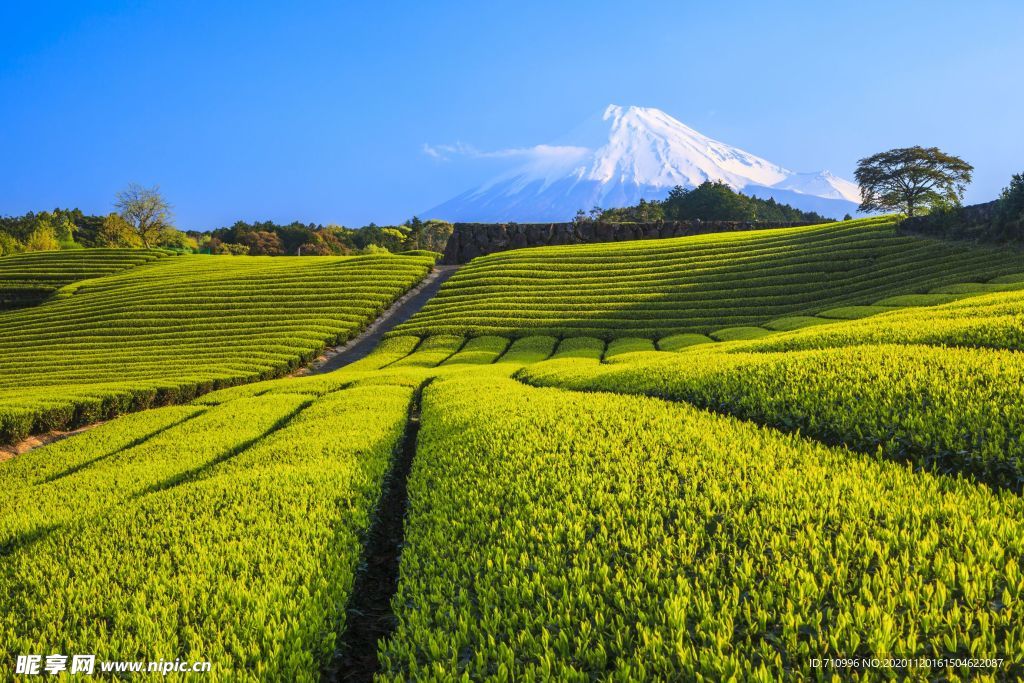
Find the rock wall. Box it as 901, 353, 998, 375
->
441, 220, 821, 264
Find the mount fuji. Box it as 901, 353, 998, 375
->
425, 105, 861, 222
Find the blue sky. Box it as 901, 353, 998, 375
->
1, 1, 1021, 229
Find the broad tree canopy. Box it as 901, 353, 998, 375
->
855, 146, 973, 217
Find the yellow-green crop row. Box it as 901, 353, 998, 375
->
0, 248, 173, 309
727, 288, 1024, 353
0, 252, 433, 444
519, 343, 1024, 490
0, 383, 413, 681
392, 218, 1024, 339
378, 375, 1024, 681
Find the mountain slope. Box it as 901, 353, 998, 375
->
426, 105, 860, 221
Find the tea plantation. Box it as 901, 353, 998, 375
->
391, 216, 1024, 339
0, 248, 172, 310
0, 252, 433, 443
2, 222, 1023, 681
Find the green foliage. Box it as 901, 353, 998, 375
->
495, 335, 557, 363
817, 304, 899, 319
597, 197, 666, 222
210, 240, 251, 255
392, 217, 1024, 339
389, 335, 465, 368
404, 217, 455, 254
25, 224, 60, 251
0, 248, 168, 312
96, 212, 142, 247
0, 251, 433, 443
590, 182, 828, 223
873, 293, 963, 307
0, 384, 413, 679
994, 172, 1024, 239
664, 180, 755, 220
657, 332, 714, 350
730, 287, 1024, 354
998, 174, 1024, 220
399, 249, 443, 260
708, 325, 773, 341
762, 315, 835, 331
3, 198, 1024, 680
441, 335, 509, 365
0, 231, 23, 257
522, 343, 1024, 489
379, 374, 1024, 680
201, 217, 455, 256
855, 146, 974, 217
115, 183, 175, 247
604, 336, 656, 358
551, 336, 605, 360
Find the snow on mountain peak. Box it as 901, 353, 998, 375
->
771, 170, 862, 204
426, 104, 860, 221
582, 104, 790, 191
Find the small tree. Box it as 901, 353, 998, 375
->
44, 213, 77, 247
855, 146, 973, 217
97, 213, 143, 247
0, 232, 23, 256
406, 219, 453, 252
636, 198, 665, 222
157, 227, 198, 251
114, 183, 174, 247
239, 230, 285, 255
996, 173, 1024, 225
26, 224, 60, 251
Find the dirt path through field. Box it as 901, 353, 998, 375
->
297, 265, 459, 375
2, 265, 457, 459
0, 423, 107, 462
325, 380, 428, 681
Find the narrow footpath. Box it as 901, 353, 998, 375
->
298, 265, 459, 375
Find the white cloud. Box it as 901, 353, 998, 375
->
423, 142, 590, 162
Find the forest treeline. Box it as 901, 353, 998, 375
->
0, 209, 452, 257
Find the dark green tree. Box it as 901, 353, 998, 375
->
665, 181, 756, 221
996, 173, 1024, 224
854, 146, 973, 217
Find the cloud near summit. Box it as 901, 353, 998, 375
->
422, 142, 590, 163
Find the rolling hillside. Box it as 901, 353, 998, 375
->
0, 251, 433, 443
0, 248, 172, 310
2, 229, 1023, 679
392, 217, 1024, 339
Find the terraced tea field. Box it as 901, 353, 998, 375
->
0, 252, 433, 444
2, 222, 1023, 680
392, 216, 1024, 339
0, 248, 172, 310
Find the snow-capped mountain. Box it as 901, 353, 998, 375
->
425, 105, 860, 221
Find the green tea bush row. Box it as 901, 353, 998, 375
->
520, 343, 1024, 489
379, 375, 1024, 681
0, 395, 309, 549
392, 220, 1024, 339
0, 384, 414, 680
441, 335, 510, 365
495, 335, 558, 364
0, 253, 433, 444
734, 289, 1024, 353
